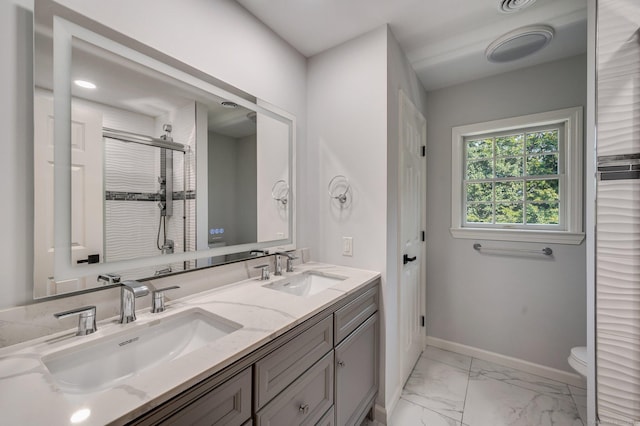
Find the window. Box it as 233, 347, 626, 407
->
450, 107, 584, 244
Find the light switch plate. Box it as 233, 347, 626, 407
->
342, 237, 353, 256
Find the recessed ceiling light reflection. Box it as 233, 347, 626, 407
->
74, 80, 97, 89
70, 408, 91, 424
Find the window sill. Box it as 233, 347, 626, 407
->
449, 227, 585, 245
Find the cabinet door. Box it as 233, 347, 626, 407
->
335, 313, 378, 426
160, 367, 251, 426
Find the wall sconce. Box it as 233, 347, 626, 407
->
328, 175, 350, 204
271, 180, 289, 205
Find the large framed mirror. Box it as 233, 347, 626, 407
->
33, 0, 295, 298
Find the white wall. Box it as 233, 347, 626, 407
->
425, 54, 588, 372
0, 0, 306, 309
307, 26, 388, 271
307, 25, 390, 409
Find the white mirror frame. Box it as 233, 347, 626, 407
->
52, 15, 295, 282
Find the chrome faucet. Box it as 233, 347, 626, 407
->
274, 251, 298, 275
119, 280, 149, 324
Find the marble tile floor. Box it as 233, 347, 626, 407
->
390, 346, 587, 426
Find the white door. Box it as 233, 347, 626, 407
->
34, 96, 104, 296
398, 90, 427, 385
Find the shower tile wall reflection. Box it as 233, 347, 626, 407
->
103, 101, 196, 278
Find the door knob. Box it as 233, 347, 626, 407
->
403, 254, 417, 264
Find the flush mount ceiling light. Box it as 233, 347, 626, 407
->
74, 79, 96, 89
485, 25, 554, 63
499, 0, 537, 13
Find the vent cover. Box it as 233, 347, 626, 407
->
486, 25, 554, 63
499, 0, 537, 13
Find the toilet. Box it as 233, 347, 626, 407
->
568, 346, 587, 378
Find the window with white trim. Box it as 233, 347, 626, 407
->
450, 107, 584, 244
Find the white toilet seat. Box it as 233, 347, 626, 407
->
568, 346, 587, 378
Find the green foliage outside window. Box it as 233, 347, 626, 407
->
464, 129, 560, 225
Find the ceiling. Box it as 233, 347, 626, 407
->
236, 0, 588, 90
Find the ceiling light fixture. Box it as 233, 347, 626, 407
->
485, 25, 554, 63
499, 0, 537, 13
74, 80, 97, 89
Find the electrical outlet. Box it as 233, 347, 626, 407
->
342, 237, 353, 256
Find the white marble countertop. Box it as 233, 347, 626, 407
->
0, 262, 379, 425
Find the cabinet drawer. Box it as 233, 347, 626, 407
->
334, 286, 378, 344
159, 367, 251, 426
255, 315, 333, 409
255, 351, 334, 426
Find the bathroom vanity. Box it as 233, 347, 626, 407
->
0, 262, 380, 426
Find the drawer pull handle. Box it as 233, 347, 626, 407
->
338, 360, 345, 367
299, 403, 310, 414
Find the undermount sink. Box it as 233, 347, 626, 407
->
264, 271, 347, 297
42, 308, 241, 393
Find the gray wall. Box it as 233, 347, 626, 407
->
208, 132, 257, 246
425, 54, 588, 372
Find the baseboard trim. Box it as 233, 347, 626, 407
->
379, 383, 402, 425
425, 336, 586, 389
373, 403, 388, 425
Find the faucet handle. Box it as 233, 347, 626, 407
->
54, 306, 97, 336
151, 286, 180, 313
286, 256, 299, 273
254, 264, 270, 280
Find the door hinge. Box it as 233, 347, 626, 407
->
421, 146, 426, 157
421, 231, 425, 242
420, 316, 425, 327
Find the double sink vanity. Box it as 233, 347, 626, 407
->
0, 260, 380, 425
